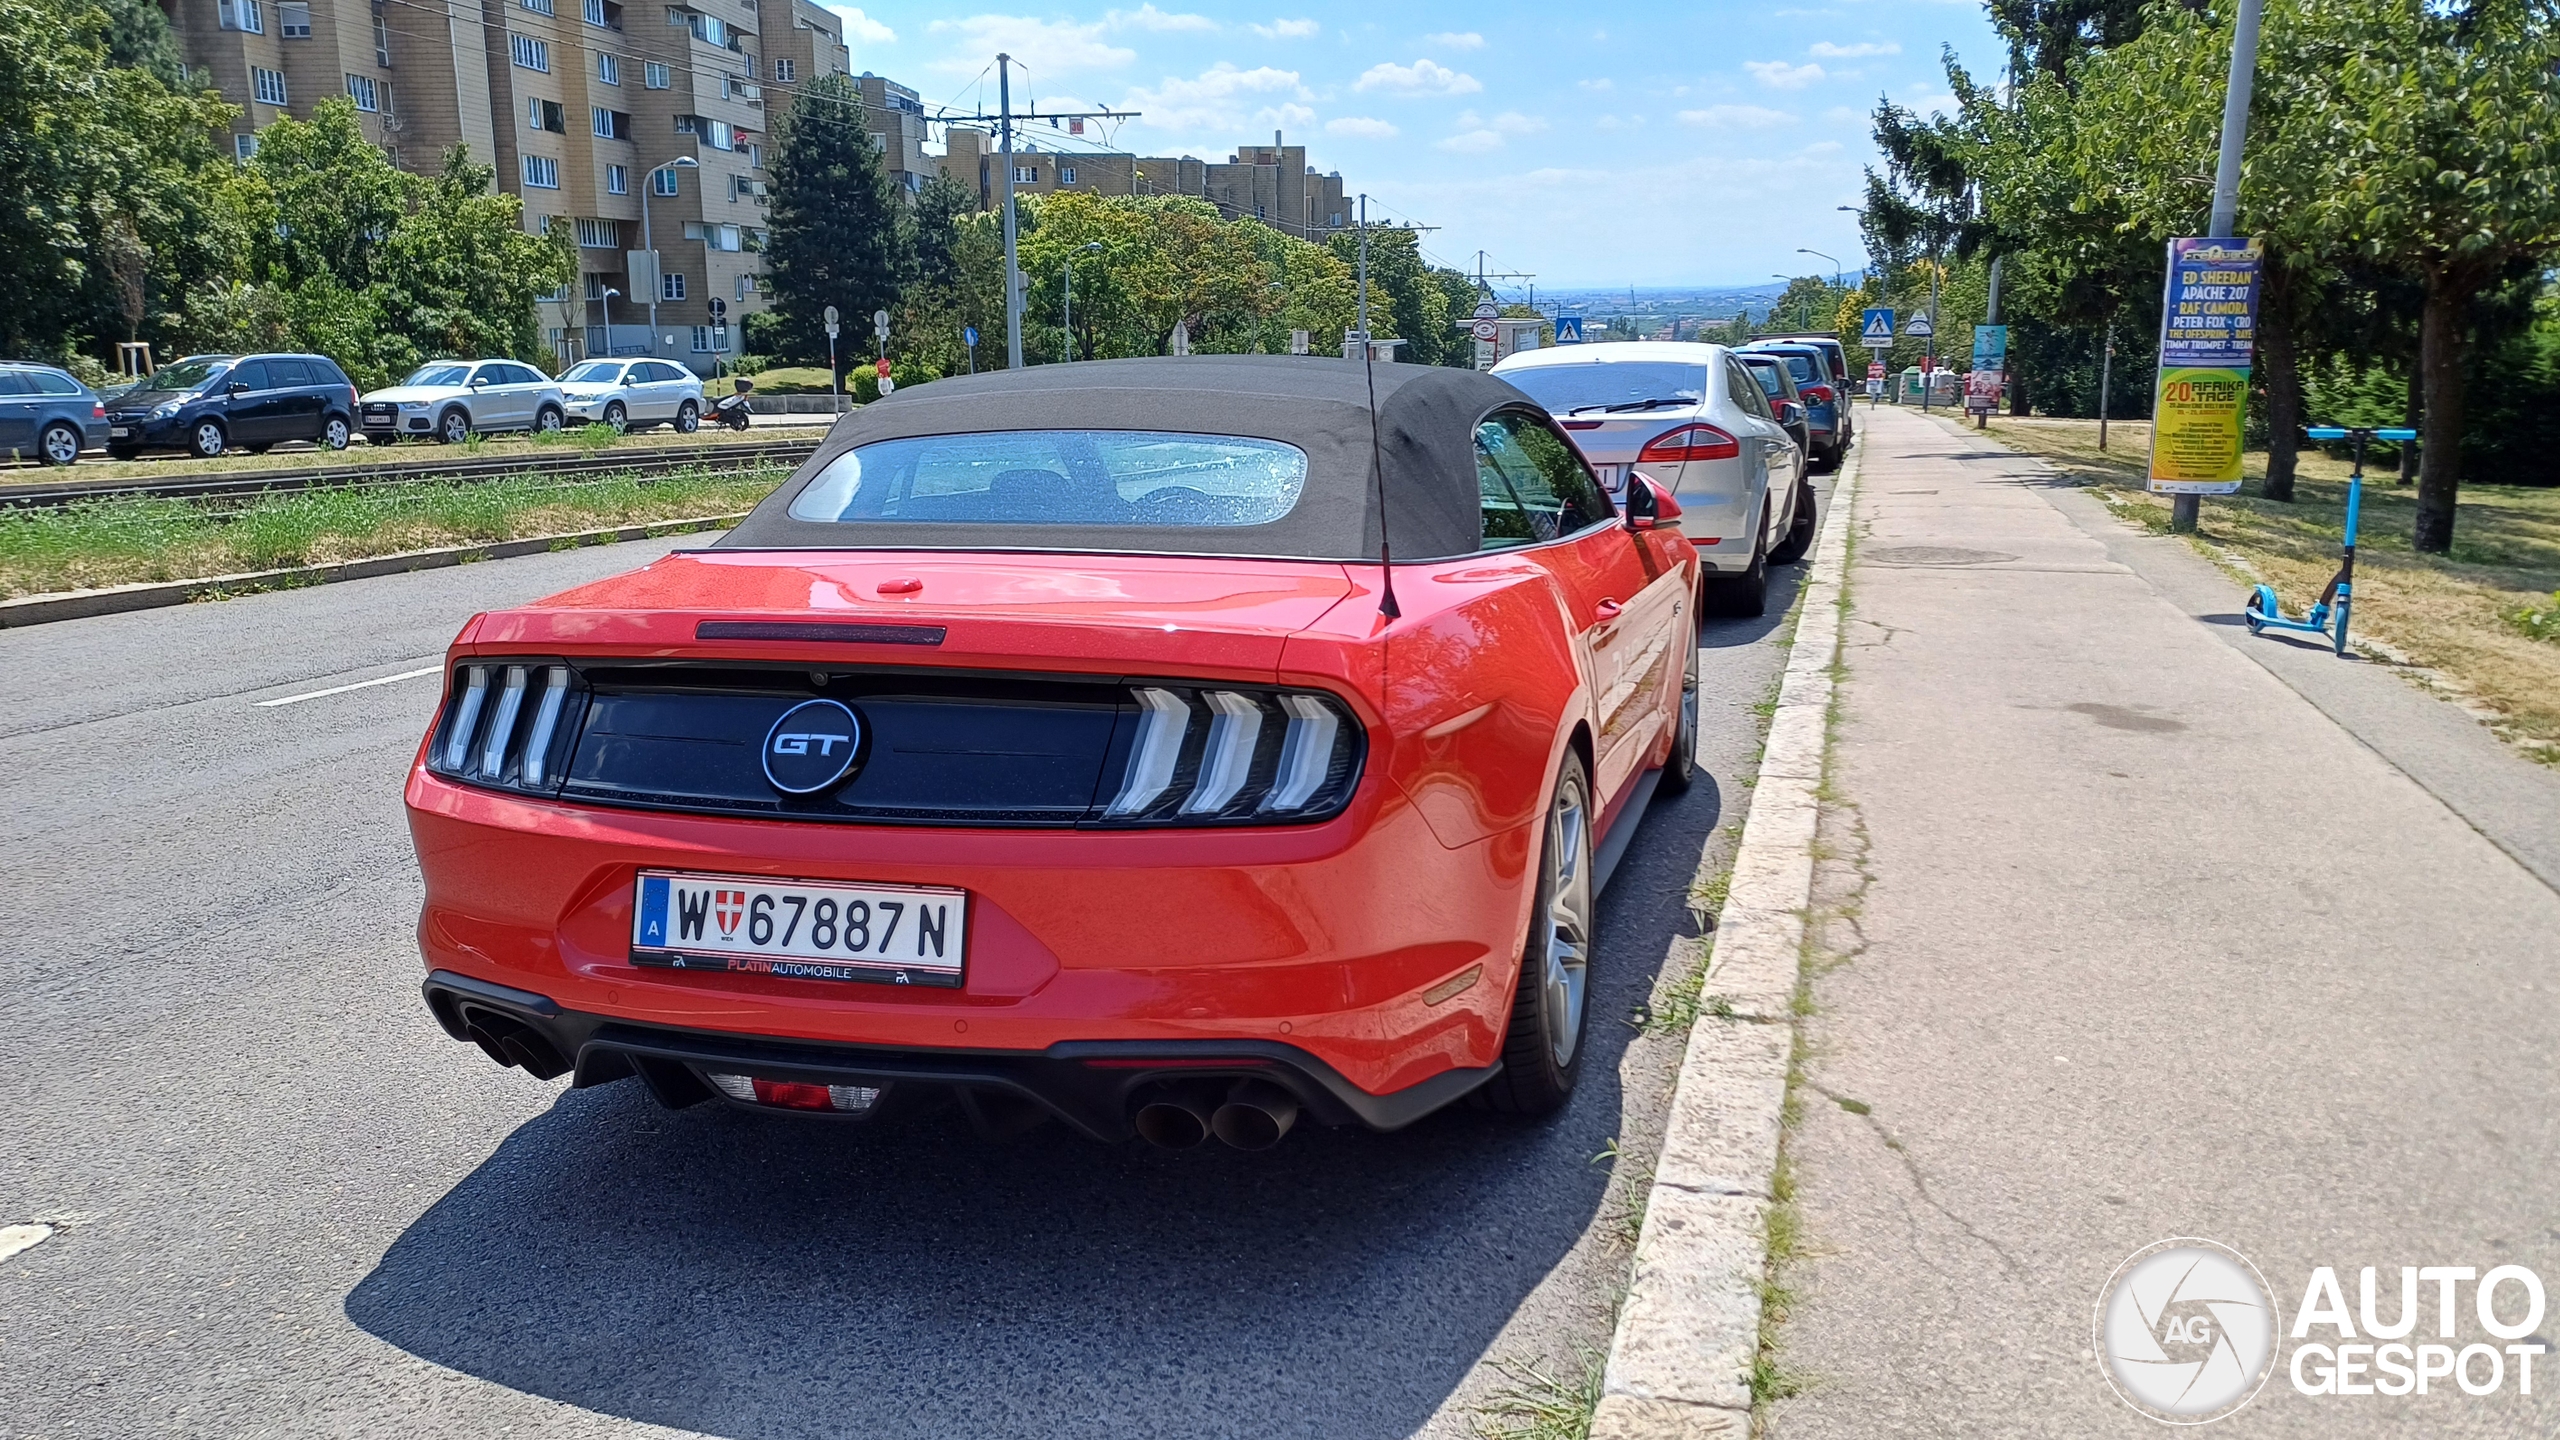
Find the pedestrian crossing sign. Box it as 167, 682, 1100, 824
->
1555, 314, 1585, 343
1861, 307, 1896, 347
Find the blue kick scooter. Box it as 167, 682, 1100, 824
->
2241, 424, 2417, 656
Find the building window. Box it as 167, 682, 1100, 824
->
736, 273, 754, 301
252, 67, 288, 106
592, 107, 630, 139
585, 274, 610, 298
652, 165, 679, 196
522, 154, 560, 188
691, 325, 714, 352
235, 133, 260, 162
673, 114, 695, 134
509, 34, 549, 71
527, 98, 564, 132
583, 0, 609, 21
278, 2, 310, 36
346, 74, 380, 111
575, 217, 620, 248
1061, 166, 1077, 185
661, 272, 686, 301
702, 119, 733, 150
746, 142, 762, 169
597, 52, 620, 84
683, 221, 741, 250
374, 15, 393, 64
534, 214, 554, 236
219, 0, 264, 33
606, 164, 628, 194
522, 0, 554, 14
1013, 166, 1037, 184
643, 59, 670, 87
772, 57, 793, 81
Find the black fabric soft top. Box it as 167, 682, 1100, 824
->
715, 354, 1555, 563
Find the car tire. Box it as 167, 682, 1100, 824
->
601, 401, 627, 433
38, 422, 82, 467
367, 433, 400, 447
189, 419, 226, 459
535, 405, 564, 434
1767, 480, 1818, 565
1477, 750, 1596, 1118
437, 408, 471, 444
675, 400, 700, 434
107, 445, 141, 461
1656, 626, 1701, 795
322, 417, 351, 450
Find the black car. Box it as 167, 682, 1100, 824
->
105, 353, 360, 460
1737, 351, 1814, 457
0, 362, 110, 466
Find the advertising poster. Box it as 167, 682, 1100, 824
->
2147, 237, 2263, 493
1968, 325, 2007, 414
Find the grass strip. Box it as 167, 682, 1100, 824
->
1970, 415, 2560, 764
0, 463, 790, 599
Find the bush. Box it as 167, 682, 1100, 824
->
850, 359, 942, 403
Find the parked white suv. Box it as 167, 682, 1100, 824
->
1495, 341, 1811, 616
361, 360, 567, 445
557, 358, 704, 434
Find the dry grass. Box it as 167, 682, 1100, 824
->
1963, 414, 2560, 764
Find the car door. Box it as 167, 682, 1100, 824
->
1725, 356, 1796, 529
0, 370, 36, 455
268, 358, 325, 442
222, 360, 280, 443
638, 361, 681, 420
1478, 410, 1683, 808
464, 363, 514, 428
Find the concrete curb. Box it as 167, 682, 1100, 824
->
1590, 433, 1862, 1439
0, 514, 745, 628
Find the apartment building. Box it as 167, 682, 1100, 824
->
170, 0, 870, 372
938, 129, 1350, 240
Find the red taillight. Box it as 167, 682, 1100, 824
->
1801, 385, 1835, 406
708, 1073, 883, 1113
92, 403, 106, 418
1637, 423, 1740, 463
752, 1078, 835, 1110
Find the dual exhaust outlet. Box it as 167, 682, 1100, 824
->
1133, 1079, 1300, 1151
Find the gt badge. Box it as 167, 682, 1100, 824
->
762, 698, 862, 795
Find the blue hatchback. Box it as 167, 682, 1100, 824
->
1740, 342, 1845, 470
0, 362, 109, 466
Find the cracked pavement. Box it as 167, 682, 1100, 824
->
1766, 407, 2560, 1438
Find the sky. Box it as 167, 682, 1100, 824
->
821, 1, 2007, 290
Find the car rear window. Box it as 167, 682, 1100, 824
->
1498, 361, 1708, 416
787, 430, 1310, 529
1767, 354, 1818, 383
270, 358, 313, 386
1738, 358, 1786, 397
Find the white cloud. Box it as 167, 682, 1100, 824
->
824, 5, 895, 44
1592, 112, 1645, 132
1108, 4, 1215, 31
1678, 104, 1797, 128
1353, 58, 1482, 96
1437, 110, 1542, 151
1119, 62, 1309, 133
1249, 16, 1319, 38
1424, 30, 1484, 50
1809, 40, 1899, 57
1437, 129, 1505, 153
1578, 77, 1614, 92
1745, 59, 1826, 89
1900, 88, 1958, 117
927, 15, 1134, 74
1324, 115, 1399, 139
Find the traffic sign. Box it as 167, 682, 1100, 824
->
963, 326, 978, 347
1867, 360, 1886, 380
1903, 311, 1934, 339
872, 309, 890, 339
1860, 307, 1895, 347
707, 297, 727, 321
823, 305, 840, 326
1474, 299, 1500, 321
1554, 313, 1585, 344
1472, 320, 1499, 342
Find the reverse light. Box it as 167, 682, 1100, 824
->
1637, 423, 1741, 463
1801, 384, 1837, 406
1100, 685, 1362, 826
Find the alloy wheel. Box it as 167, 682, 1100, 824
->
440, 410, 469, 444
1540, 771, 1593, 1069
603, 402, 626, 433
192, 421, 224, 457
41, 424, 80, 466
323, 418, 350, 450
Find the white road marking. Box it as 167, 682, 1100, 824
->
0, 1223, 53, 1262
255, 665, 443, 708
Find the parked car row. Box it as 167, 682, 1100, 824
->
4, 352, 708, 465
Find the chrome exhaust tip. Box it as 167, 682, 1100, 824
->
1209, 1081, 1300, 1151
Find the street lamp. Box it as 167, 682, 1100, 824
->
1798, 247, 1841, 290
1063, 241, 1101, 361
639, 156, 700, 357
598, 286, 621, 354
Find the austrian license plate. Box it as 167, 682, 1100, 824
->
109, 426, 130, 438
631, 870, 967, 988
1593, 464, 1628, 495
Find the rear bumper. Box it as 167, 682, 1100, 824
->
423, 969, 1500, 1140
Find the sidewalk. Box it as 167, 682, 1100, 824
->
1767, 406, 2560, 1436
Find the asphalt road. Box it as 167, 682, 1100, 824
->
0, 501, 1817, 1440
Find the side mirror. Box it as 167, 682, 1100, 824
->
1775, 401, 1805, 426
468, 376, 487, 387
227, 382, 249, 396
1626, 475, 1684, 532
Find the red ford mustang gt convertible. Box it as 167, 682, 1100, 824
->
407, 356, 1700, 1149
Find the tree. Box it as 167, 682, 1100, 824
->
234, 100, 417, 290
765, 72, 911, 373
2294, 0, 2560, 550
371, 150, 575, 376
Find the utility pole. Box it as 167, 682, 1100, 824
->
2099, 323, 2115, 451
1348, 193, 1369, 358
2172, 0, 2264, 534
935, 58, 1142, 369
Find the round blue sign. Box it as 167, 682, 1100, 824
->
761, 699, 863, 795
964, 326, 979, 347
